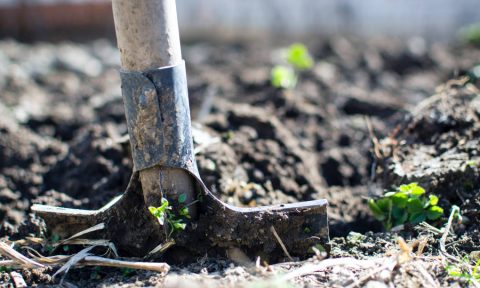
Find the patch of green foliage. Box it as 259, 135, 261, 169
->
445, 257, 480, 284
271, 43, 313, 89
368, 183, 444, 231
271, 66, 297, 89
148, 194, 191, 238
44, 234, 61, 254
286, 43, 314, 70
0, 266, 12, 273
460, 23, 480, 46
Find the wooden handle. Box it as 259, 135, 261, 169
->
112, 0, 196, 217
112, 0, 182, 70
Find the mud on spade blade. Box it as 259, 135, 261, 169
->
32, 62, 329, 261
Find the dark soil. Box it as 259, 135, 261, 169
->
0, 37, 480, 287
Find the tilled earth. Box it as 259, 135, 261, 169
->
0, 37, 480, 287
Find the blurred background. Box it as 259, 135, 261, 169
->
0, 0, 479, 42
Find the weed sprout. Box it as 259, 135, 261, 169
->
368, 182, 443, 231
270, 43, 313, 89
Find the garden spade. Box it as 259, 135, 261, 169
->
32, 0, 329, 260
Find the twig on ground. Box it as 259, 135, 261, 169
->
440, 206, 460, 263
58, 223, 105, 245
417, 222, 443, 234
416, 237, 429, 256
0, 242, 44, 269
147, 239, 175, 257
53, 246, 95, 281
77, 256, 170, 273
0, 260, 16, 267
1, 240, 170, 281
270, 226, 293, 261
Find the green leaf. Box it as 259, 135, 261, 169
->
385, 221, 392, 231
391, 192, 408, 208
172, 221, 186, 231
407, 198, 424, 214
428, 195, 439, 206
153, 198, 170, 214
409, 212, 426, 224
148, 206, 157, 215
410, 185, 425, 196
368, 199, 385, 221
392, 206, 408, 226
285, 43, 314, 70
426, 206, 444, 220
398, 184, 411, 193
271, 65, 297, 89
376, 198, 392, 213
384, 191, 396, 197
178, 193, 187, 204
179, 207, 191, 219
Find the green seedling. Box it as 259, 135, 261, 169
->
44, 234, 61, 254
270, 43, 313, 89
368, 182, 444, 231
460, 23, 480, 46
271, 65, 297, 89
286, 43, 314, 70
148, 195, 191, 238
445, 256, 480, 284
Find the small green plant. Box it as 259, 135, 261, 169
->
460, 23, 480, 46
148, 194, 191, 238
368, 183, 444, 230
286, 43, 314, 70
270, 43, 313, 89
271, 66, 297, 89
445, 256, 480, 283
44, 234, 61, 254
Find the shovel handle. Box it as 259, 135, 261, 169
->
112, 0, 196, 212
112, 0, 181, 69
